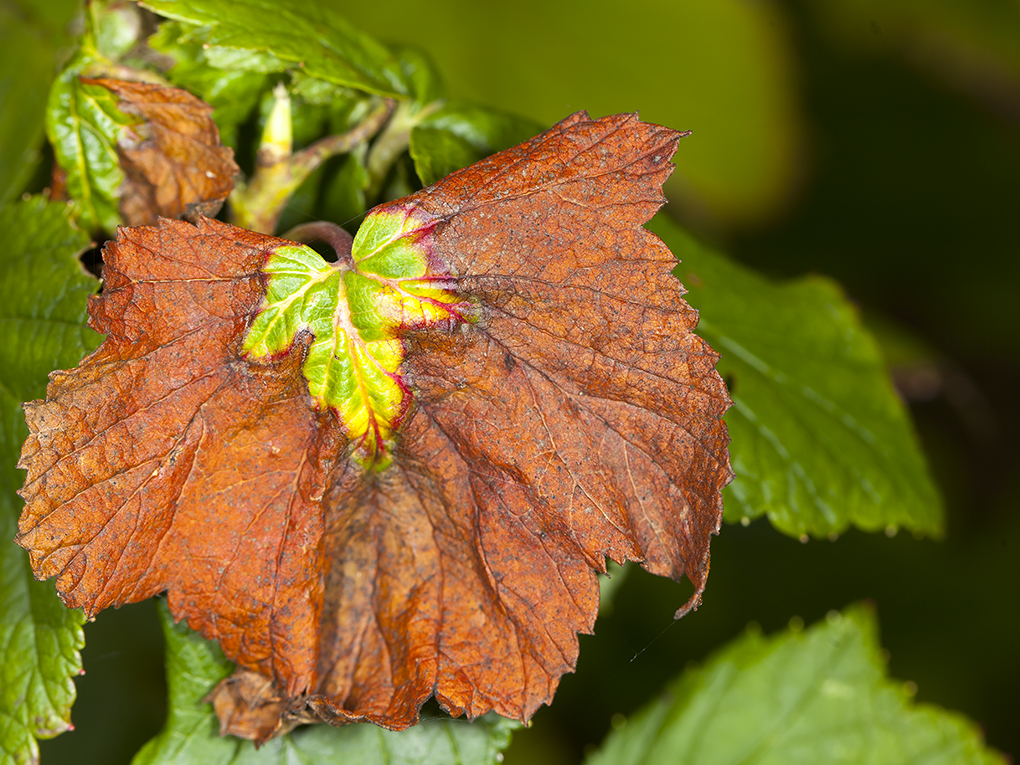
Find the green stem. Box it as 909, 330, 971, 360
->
230, 92, 395, 234
364, 99, 442, 200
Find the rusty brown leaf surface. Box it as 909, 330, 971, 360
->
17, 112, 731, 741
82, 77, 239, 225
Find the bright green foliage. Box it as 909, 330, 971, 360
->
139, 0, 410, 98
588, 606, 1004, 765
410, 104, 543, 186
0, 197, 99, 764
46, 49, 141, 234
0, 0, 79, 205
651, 217, 942, 539
134, 600, 518, 765
243, 210, 467, 467
93, 0, 145, 60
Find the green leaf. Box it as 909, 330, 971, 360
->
410, 104, 543, 186
93, 0, 146, 60
242, 211, 471, 468
588, 606, 1005, 765
140, 0, 409, 98
0, 0, 79, 204
46, 50, 141, 234
650, 216, 941, 538
134, 600, 517, 765
0, 197, 99, 764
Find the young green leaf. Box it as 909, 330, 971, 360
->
133, 600, 518, 765
0, 197, 99, 764
46, 50, 139, 234
140, 0, 410, 98
651, 216, 942, 539
588, 605, 1005, 765
409, 103, 544, 186
316, 145, 372, 225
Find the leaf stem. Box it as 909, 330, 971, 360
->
281, 222, 355, 269
229, 93, 395, 234
365, 99, 442, 200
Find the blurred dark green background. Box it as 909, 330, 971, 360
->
28, 0, 1020, 762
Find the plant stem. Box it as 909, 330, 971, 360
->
365, 99, 441, 200
230, 91, 395, 234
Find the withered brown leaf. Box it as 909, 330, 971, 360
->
82, 77, 239, 225
17, 112, 731, 741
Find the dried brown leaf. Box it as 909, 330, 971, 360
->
17, 112, 731, 741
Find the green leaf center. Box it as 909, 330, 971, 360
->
243, 208, 469, 468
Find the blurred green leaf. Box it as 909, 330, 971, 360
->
94, 0, 146, 60
46, 50, 142, 234
410, 103, 543, 186
0, 0, 78, 204
588, 605, 1005, 765
134, 599, 518, 765
651, 216, 941, 538
140, 0, 409, 98
0, 196, 99, 764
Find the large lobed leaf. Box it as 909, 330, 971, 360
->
133, 599, 516, 765
16, 113, 732, 741
0, 197, 98, 764
652, 217, 942, 538
139, 0, 409, 98
588, 605, 1005, 765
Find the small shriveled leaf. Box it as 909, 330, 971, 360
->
18, 113, 731, 741
133, 599, 517, 765
410, 103, 543, 186
651, 217, 942, 538
48, 57, 238, 234
0, 197, 99, 764
81, 77, 240, 225
588, 606, 1005, 765
140, 0, 409, 98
